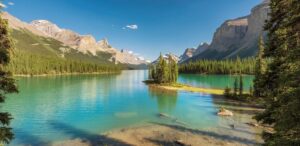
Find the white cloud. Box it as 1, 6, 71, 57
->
8, 2, 14, 6
0, 2, 6, 8
125, 24, 138, 30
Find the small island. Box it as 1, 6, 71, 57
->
144, 54, 225, 95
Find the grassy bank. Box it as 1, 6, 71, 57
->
143, 80, 224, 95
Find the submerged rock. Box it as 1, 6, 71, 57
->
246, 122, 259, 127
217, 108, 233, 116
158, 113, 173, 119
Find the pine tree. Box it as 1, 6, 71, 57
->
233, 77, 238, 96
174, 60, 178, 83
161, 59, 168, 83
149, 54, 178, 84
249, 84, 253, 97
239, 75, 243, 97
254, 36, 266, 97
255, 0, 300, 145
0, 14, 19, 144
157, 53, 164, 83
148, 65, 153, 79
224, 86, 232, 98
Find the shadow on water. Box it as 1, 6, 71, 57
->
48, 120, 132, 146
220, 106, 262, 115
144, 138, 183, 146
148, 86, 178, 113
14, 129, 50, 146
212, 95, 263, 109
221, 126, 261, 136
149, 122, 261, 145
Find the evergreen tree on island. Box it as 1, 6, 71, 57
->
148, 53, 178, 84
0, 13, 19, 144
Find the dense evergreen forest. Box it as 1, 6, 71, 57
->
179, 57, 255, 74
148, 54, 178, 84
4, 50, 121, 75
0, 14, 18, 144
252, 0, 300, 145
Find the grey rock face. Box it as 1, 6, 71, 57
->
1, 12, 148, 65
179, 42, 209, 63
209, 17, 248, 52
184, 1, 270, 61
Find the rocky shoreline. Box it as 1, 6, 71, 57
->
53, 99, 266, 146
53, 121, 264, 146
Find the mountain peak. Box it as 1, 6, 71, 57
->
226, 17, 248, 26
31, 19, 63, 35
2, 12, 148, 66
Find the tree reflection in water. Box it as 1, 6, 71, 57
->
148, 86, 178, 113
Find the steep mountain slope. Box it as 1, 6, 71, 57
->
1, 12, 148, 68
152, 53, 180, 64
11, 29, 113, 64
182, 0, 269, 62
179, 42, 209, 63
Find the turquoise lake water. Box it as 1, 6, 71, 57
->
3, 70, 254, 145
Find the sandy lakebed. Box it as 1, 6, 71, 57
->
52, 97, 266, 146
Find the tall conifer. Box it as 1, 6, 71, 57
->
0, 13, 19, 144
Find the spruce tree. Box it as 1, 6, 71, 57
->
255, 0, 300, 145
0, 13, 19, 144
254, 36, 266, 97
224, 86, 232, 98
157, 53, 164, 83
233, 77, 238, 96
174, 60, 178, 83
249, 84, 253, 97
239, 75, 243, 97
149, 54, 178, 84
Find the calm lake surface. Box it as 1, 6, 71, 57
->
4, 70, 255, 145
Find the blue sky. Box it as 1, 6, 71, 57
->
2, 0, 261, 60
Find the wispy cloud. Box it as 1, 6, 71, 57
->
0, 2, 6, 8
8, 2, 14, 6
125, 24, 138, 30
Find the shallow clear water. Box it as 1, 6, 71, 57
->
179, 74, 254, 90
3, 70, 255, 145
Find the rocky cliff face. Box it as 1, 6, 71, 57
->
209, 17, 248, 52
195, 42, 209, 54
183, 0, 270, 61
230, 0, 270, 58
1, 12, 148, 66
152, 53, 180, 64
30, 20, 116, 55
179, 42, 209, 63
0, 12, 47, 37
179, 48, 196, 63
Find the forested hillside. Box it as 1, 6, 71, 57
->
4, 29, 121, 75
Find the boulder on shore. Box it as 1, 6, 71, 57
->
217, 108, 233, 116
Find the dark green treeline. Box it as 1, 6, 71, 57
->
179, 57, 255, 74
148, 54, 178, 84
253, 0, 300, 145
4, 50, 121, 75
0, 14, 19, 144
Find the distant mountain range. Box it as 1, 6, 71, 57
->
1, 12, 149, 68
151, 53, 180, 65
180, 0, 270, 63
